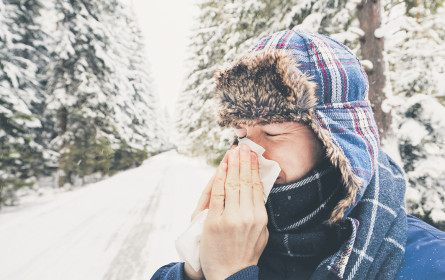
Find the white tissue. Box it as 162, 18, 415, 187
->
236, 138, 282, 202
175, 209, 208, 272
175, 139, 281, 272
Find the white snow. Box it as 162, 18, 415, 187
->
0, 150, 215, 280
360, 60, 373, 71
398, 119, 428, 146
298, 13, 324, 32
374, 27, 385, 39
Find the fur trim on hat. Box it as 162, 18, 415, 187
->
214, 49, 363, 225
215, 49, 318, 127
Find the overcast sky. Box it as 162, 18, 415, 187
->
131, 0, 198, 120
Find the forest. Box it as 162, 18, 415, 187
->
1, 0, 445, 232
0, 0, 168, 201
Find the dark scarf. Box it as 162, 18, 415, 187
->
259, 158, 350, 279
258, 151, 407, 280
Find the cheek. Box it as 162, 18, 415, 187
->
271, 143, 315, 182
266, 146, 294, 170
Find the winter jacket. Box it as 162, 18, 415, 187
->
150, 215, 445, 279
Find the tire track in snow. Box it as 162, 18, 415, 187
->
102, 165, 166, 280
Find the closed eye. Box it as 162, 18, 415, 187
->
266, 133, 281, 137
238, 133, 281, 139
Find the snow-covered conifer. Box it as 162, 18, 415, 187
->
383, 0, 445, 228
0, 0, 50, 204
45, 0, 165, 186
104, 1, 168, 155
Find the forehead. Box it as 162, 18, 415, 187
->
234, 121, 304, 130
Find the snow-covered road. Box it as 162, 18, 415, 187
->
0, 150, 215, 280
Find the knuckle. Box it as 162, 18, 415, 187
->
260, 215, 268, 227
225, 180, 238, 190
207, 221, 219, 232
243, 215, 255, 227
211, 192, 225, 200
214, 176, 225, 185
241, 158, 251, 167
200, 189, 209, 197
239, 177, 251, 187
253, 181, 263, 190
251, 163, 259, 170
251, 159, 259, 168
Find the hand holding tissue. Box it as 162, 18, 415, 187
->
175, 138, 281, 272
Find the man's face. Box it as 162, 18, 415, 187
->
234, 122, 324, 184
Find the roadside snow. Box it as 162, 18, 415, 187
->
0, 150, 215, 280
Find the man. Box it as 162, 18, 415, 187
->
151, 30, 445, 279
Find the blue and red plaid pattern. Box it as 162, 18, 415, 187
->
251, 30, 379, 215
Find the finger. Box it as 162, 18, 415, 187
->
224, 148, 240, 214
192, 151, 230, 220
239, 145, 254, 212
191, 174, 214, 221
251, 152, 265, 208
208, 159, 228, 217
220, 148, 231, 164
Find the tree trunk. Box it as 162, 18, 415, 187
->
57, 106, 68, 135
0, 181, 3, 209
57, 106, 68, 187
358, 0, 392, 143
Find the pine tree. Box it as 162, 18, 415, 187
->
105, 1, 168, 156
45, 0, 166, 186
44, 0, 112, 186
0, 0, 50, 205
383, 0, 445, 228
383, 0, 445, 100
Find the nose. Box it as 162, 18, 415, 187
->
245, 129, 272, 160
244, 126, 262, 144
